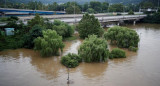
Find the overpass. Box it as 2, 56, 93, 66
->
0, 13, 146, 26
0, 8, 65, 16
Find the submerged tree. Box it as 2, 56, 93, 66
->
52, 20, 74, 38
34, 29, 64, 57
61, 53, 82, 68
77, 13, 104, 39
109, 48, 126, 59
104, 26, 140, 48
78, 35, 109, 62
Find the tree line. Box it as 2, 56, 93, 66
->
1, 0, 158, 14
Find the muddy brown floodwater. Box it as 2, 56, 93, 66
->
0, 23, 160, 86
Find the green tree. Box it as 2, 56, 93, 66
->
23, 24, 43, 48
109, 48, 126, 59
102, 2, 109, 12
34, 29, 64, 57
28, 14, 44, 28
109, 4, 124, 12
61, 53, 82, 68
52, 20, 74, 38
87, 8, 95, 13
128, 10, 134, 15
77, 13, 104, 39
104, 26, 139, 48
78, 35, 109, 62
90, 1, 102, 13
66, 6, 81, 14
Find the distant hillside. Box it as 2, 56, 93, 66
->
3, 0, 142, 4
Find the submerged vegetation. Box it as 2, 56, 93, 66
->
109, 48, 126, 59
61, 53, 82, 68
52, 20, 74, 38
78, 35, 109, 62
104, 26, 140, 49
77, 13, 104, 39
143, 12, 160, 24
34, 29, 64, 57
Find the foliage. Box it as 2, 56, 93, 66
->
128, 10, 134, 15
61, 53, 82, 68
66, 6, 81, 14
140, 1, 154, 9
78, 35, 109, 62
129, 46, 138, 52
143, 12, 160, 23
52, 20, 74, 38
109, 4, 124, 12
77, 13, 104, 39
104, 26, 139, 48
0, 35, 25, 51
23, 24, 43, 48
87, 8, 95, 13
7, 16, 19, 21
28, 14, 44, 28
34, 29, 64, 57
109, 48, 126, 59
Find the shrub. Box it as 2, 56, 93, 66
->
104, 26, 139, 48
129, 46, 138, 52
77, 13, 104, 39
61, 53, 81, 68
34, 29, 64, 57
23, 25, 43, 48
78, 35, 109, 62
52, 20, 74, 38
28, 14, 45, 28
128, 10, 134, 15
109, 48, 126, 59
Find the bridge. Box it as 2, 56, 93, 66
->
0, 12, 146, 26
0, 8, 65, 16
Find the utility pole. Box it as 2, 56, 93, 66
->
67, 67, 70, 84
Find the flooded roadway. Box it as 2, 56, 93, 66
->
0, 23, 160, 86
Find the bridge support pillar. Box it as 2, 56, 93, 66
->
133, 21, 136, 25
117, 22, 120, 26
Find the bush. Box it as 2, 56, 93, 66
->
28, 14, 45, 28
104, 26, 139, 48
109, 48, 126, 59
34, 29, 64, 57
143, 12, 160, 23
52, 20, 74, 38
128, 10, 134, 15
78, 35, 109, 62
77, 13, 104, 39
129, 46, 138, 52
61, 53, 82, 68
23, 25, 43, 48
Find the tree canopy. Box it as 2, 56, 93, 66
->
104, 26, 139, 48
28, 14, 44, 28
61, 53, 82, 68
109, 48, 126, 59
52, 20, 74, 38
77, 13, 104, 39
78, 35, 109, 62
34, 29, 64, 57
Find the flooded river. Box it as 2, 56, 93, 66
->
0, 23, 160, 86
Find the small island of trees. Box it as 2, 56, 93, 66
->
0, 13, 140, 68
